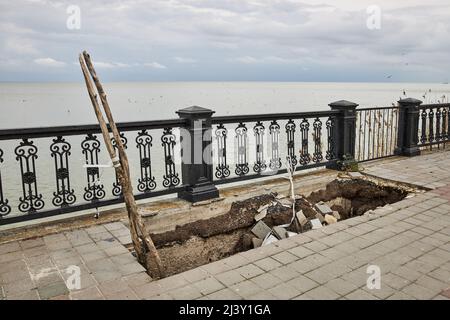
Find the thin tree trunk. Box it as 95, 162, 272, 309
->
79, 52, 164, 278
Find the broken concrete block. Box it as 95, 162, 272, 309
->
315, 213, 325, 224
315, 203, 333, 215
258, 204, 270, 212
251, 221, 272, 239
254, 208, 268, 222
295, 210, 308, 226
272, 226, 288, 239
348, 171, 363, 178
252, 237, 263, 248
138, 208, 159, 218
287, 231, 297, 238
276, 194, 287, 200
262, 235, 278, 246
279, 198, 293, 208
310, 218, 323, 230
332, 211, 341, 220
324, 214, 337, 225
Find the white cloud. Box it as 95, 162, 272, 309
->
33, 57, 66, 67
234, 56, 302, 64
143, 62, 167, 69
173, 57, 197, 63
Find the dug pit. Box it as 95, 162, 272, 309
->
150, 176, 415, 277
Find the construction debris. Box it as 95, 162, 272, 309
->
315, 213, 325, 224
324, 214, 337, 225
254, 209, 268, 222
252, 237, 263, 248
273, 226, 288, 239
295, 210, 308, 226
332, 211, 341, 220
251, 221, 272, 239
315, 203, 333, 215
348, 172, 363, 178
262, 234, 278, 246
310, 218, 323, 230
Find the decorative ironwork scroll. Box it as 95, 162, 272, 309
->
235, 122, 249, 176
299, 118, 311, 165
136, 130, 157, 192
50, 136, 76, 207
81, 134, 105, 202
15, 139, 44, 213
0, 148, 11, 216
215, 124, 230, 179
111, 133, 128, 196
285, 119, 297, 170
253, 121, 267, 173
161, 128, 180, 188
312, 117, 323, 163
269, 120, 281, 170
325, 116, 335, 160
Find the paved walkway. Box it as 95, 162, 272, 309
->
1, 150, 450, 300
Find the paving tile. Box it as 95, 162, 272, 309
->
215, 270, 245, 286
401, 283, 437, 300
105, 288, 138, 300
267, 282, 300, 299
230, 280, 261, 298
324, 278, 359, 296
253, 257, 282, 271
37, 281, 69, 300
205, 288, 242, 300
305, 285, 340, 300
271, 251, 298, 265
7, 289, 40, 300
287, 275, 319, 294
179, 267, 209, 283
345, 289, 379, 300
193, 276, 224, 295
251, 273, 282, 290
235, 264, 264, 279
0, 242, 21, 255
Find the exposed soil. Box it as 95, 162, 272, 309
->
152, 177, 412, 277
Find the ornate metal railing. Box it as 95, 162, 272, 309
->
355, 107, 399, 162
418, 103, 450, 150
211, 111, 340, 183
211, 111, 339, 184
0, 97, 444, 225
0, 119, 186, 224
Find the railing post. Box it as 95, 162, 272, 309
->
327, 100, 358, 170
394, 98, 422, 157
176, 106, 219, 202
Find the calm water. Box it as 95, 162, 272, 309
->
1, 82, 449, 129
0, 82, 448, 218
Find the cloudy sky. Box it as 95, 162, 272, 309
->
1, 0, 450, 82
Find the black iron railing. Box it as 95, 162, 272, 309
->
0, 97, 445, 225
0, 119, 186, 224
355, 107, 399, 162
418, 103, 450, 150
211, 110, 339, 185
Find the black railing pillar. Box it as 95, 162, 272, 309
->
176, 106, 219, 202
394, 98, 422, 157
327, 100, 358, 170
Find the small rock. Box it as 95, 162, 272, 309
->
272, 226, 288, 239
276, 194, 287, 200
315, 212, 325, 224
138, 208, 159, 218
279, 198, 293, 208
254, 208, 268, 222
258, 204, 270, 212
295, 210, 308, 226
332, 211, 341, 220
251, 221, 272, 239
310, 218, 323, 230
315, 203, 333, 215
252, 237, 263, 248
348, 172, 363, 178
324, 214, 337, 225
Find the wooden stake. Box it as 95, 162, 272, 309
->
79, 52, 165, 279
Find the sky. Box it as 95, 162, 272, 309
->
1, 0, 450, 82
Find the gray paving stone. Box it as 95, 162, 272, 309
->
167, 285, 202, 300
70, 286, 104, 300
235, 264, 264, 279
193, 276, 224, 295
287, 275, 319, 294
401, 283, 437, 300
324, 278, 359, 296
215, 269, 245, 286
37, 281, 69, 300
251, 273, 282, 290
253, 257, 282, 271
230, 280, 261, 298
205, 288, 242, 300
305, 285, 341, 300
271, 251, 298, 265
268, 282, 301, 299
